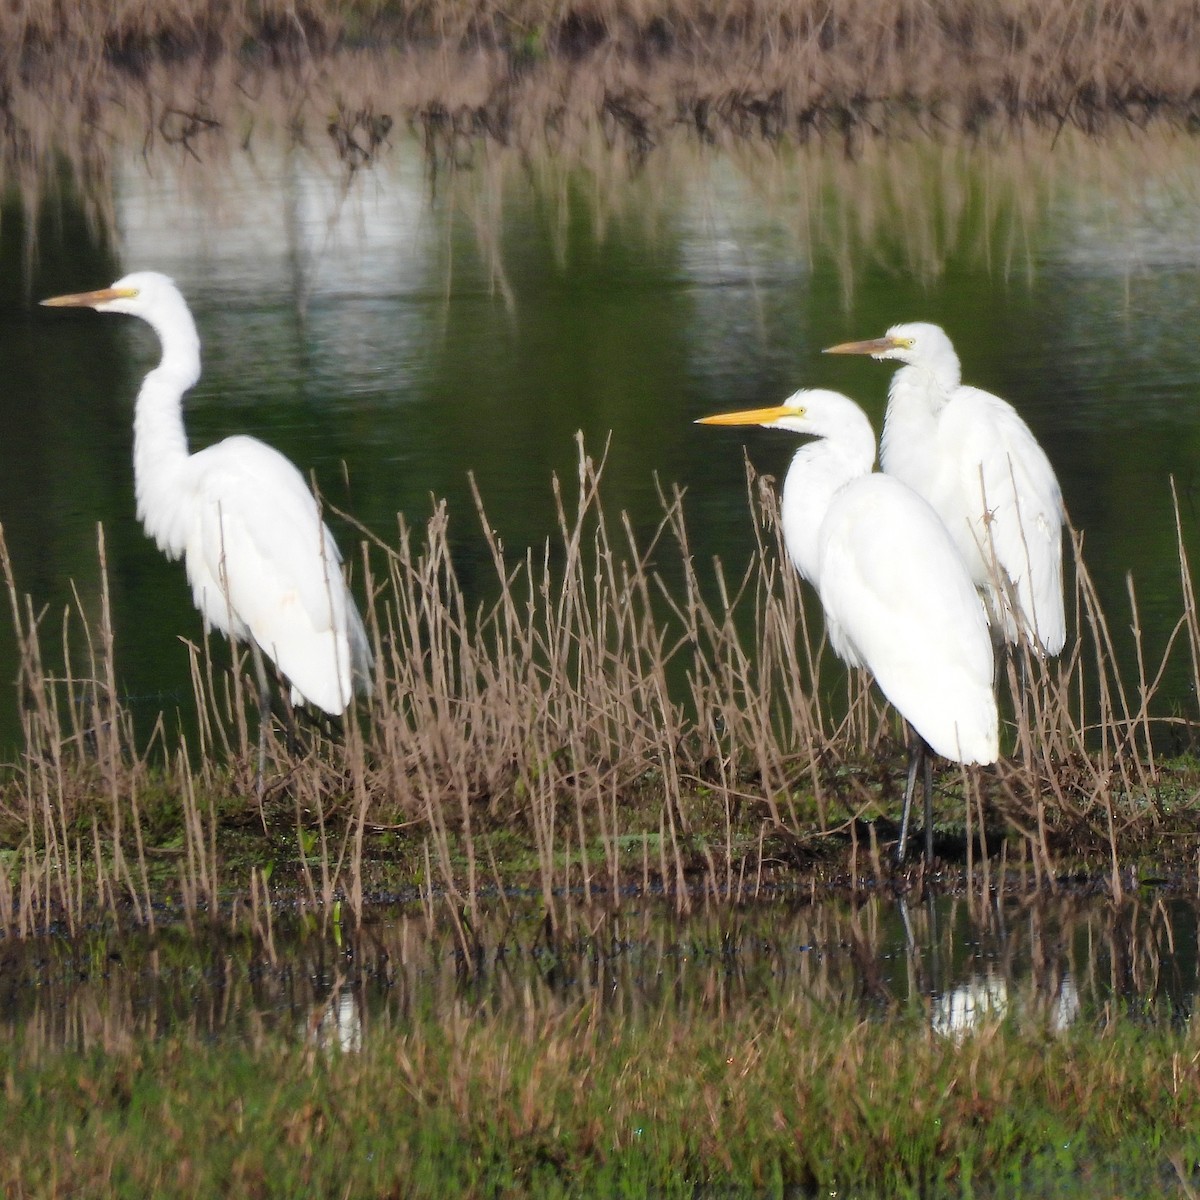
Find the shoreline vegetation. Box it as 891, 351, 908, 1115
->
8, 990, 1200, 1197
5, 0, 1200, 186
3, 442, 1200, 942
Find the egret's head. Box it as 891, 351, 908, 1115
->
824, 321, 956, 368
696, 388, 872, 444
40, 271, 181, 319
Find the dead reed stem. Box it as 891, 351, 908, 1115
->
1, 445, 1200, 938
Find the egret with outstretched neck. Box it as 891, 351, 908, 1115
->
42, 271, 373, 785
825, 323, 1065, 656
697, 388, 998, 864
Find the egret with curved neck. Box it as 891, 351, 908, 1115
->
698, 387, 998, 864
42, 271, 373, 784
825, 322, 1065, 657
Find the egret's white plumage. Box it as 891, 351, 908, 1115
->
697, 388, 998, 860
42, 271, 372, 716
825, 322, 1065, 656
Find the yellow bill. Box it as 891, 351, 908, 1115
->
695, 404, 801, 427
40, 286, 138, 308
823, 335, 910, 356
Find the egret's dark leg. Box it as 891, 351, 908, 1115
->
250, 641, 272, 801
922, 746, 934, 866
897, 728, 934, 866
897, 737, 920, 864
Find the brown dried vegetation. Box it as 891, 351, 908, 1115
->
2, 443, 1199, 939
3, 0, 1200, 189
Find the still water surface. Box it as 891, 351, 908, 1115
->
2, 891, 1194, 1051
4, 130, 1200, 748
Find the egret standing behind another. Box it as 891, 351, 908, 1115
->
42, 272, 373, 782
697, 388, 998, 864
825, 323, 1065, 656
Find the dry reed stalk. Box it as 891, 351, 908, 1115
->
3, 2, 1200, 294
246, 864, 278, 963
5, 438, 1200, 938
1173, 476, 1200, 727
10, 0, 1200, 131
178, 743, 220, 920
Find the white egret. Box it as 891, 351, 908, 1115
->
41, 272, 373, 784
697, 388, 998, 863
825, 323, 1065, 656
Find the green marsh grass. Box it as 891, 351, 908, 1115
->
3, 891, 1199, 1196
0, 1022, 1148, 1195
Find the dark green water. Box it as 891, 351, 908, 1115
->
4, 132, 1200, 751
2, 891, 1195, 1049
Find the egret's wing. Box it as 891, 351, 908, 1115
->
948, 388, 1065, 654
185, 436, 370, 713
818, 476, 998, 764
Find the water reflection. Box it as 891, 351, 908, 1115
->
931, 970, 1084, 1042
7, 126, 1200, 750
306, 987, 364, 1055
932, 973, 1011, 1040
2, 892, 1195, 1053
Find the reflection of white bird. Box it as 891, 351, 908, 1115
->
698, 388, 998, 863
932, 974, 1009, 1041
42, 272, 372, 780
825, 323, 1065, 656
1048, 972, 1081, 1033
307, 989, 364, 1054
932, 970, 1080, 1040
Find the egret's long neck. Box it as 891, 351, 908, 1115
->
780, 432, 873, 586
880, 354, 958, 486
132, 303, 201, 556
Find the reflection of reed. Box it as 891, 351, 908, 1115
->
3, 892, 1193, 1057
8, 39, 1200, 291
11, 74, 1200, 389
